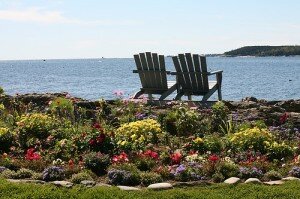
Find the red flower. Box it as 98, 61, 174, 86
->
279, 113, 288, 124
112, 152, 129, 164
96, 133, 106, 143
208, 154, 219, 163
143, 150, 159, 160
25, 148, 41, 161
170, 152, 182, 164
89, 139, 96, 145
93, 123, 102, 130
68, 159, 74, 170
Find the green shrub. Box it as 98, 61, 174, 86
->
216, 162, 239, 179
0, 127, 14, 152
212, 172, 225, 183
140, 172, 163, 186
31, 172, 43, 180
229, 127, 273, 153
49, 97, 74, 119
263, 170, 282, 181
134, 157, 156, 172
17, 113, 57, 148
70, 171, 94, 184
84, 152, 110, 176
267, 142, 294, 161
15, 168, 34, 179
211, 101, 229, 134
0, 169, 17, 179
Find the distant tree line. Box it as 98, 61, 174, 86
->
224, 46, 300, 56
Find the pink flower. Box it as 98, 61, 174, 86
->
25, 148, 41, 161
208, 154, 219, 163
171, 152, 182, 164
143, 150, 159, 160
112, 152, 129, 164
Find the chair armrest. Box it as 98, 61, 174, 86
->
133, 69, 171, 74
169, 70, 223, 75
207, 70, 223, 75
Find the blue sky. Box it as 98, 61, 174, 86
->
0, 0, 299, 59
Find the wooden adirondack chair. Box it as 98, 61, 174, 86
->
133, 52, 177, 100
171, 53, 223, 101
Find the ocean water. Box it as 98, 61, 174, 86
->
0, 57, 299, 101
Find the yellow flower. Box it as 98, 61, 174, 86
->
131, 134, 137, 140
193, 137, 204, 144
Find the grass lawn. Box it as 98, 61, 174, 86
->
1, 179, 300, 199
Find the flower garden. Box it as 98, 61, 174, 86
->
0, 87, 300, 189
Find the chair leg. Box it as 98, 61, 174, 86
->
133, 90, 144, 99
188, 95, 192, 100
217, 86, 222, 101
159, 83, 177, 100
175, 92, 184, 100
202, 86, 217, 101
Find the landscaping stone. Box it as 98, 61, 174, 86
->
264, 180, 284, 185
117, 186, 141, 191
147, 183, 173, 190
173, 181, 212, 187
224, 177, 240, 184
95, 183, 112, 187
81, 180, 96, 187
7, 179, 46, 184
282, 177, 300, 181
244, 178, 262, 184
51, 181, 74, 188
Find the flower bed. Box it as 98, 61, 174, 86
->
0, 89, 299, 186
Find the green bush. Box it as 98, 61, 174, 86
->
134, 157, 156, 172
140, 172, 163, 186
0, 127, 14, 152
0, 169, 17, 179
15, 168, 34, 179
49, 97, 74, 119
70, 171, 93, 184
215, 161, 239, 179
212, 172, 225, 183
263, 170, 282, 181
17, 113, 58, 148
267, 142, 294, 161
0, 86, 4, 95
211, 101, 229, 134
84, 152, 110, 176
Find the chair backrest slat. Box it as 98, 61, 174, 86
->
193, 54, 204, 91
185, 53, 197, 91
139, 53, 153, 88
134, 54, 147, 88
200, 56, 209, 92
172, 56, 186, 88
145, 52, 157, 88
158, 55, 168, 89
178, 54, 192, 89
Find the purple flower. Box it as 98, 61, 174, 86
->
175, 164, 186, 175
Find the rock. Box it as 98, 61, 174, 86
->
173, 181, 212, 187
224, 177, 240, 184
147, 183, 173, 190
242, 97, 258, 102
51, 181, 74, 188
117, 186, 141, 191
95, 183, 112, 187
282, 177, 300, 181
264, 180, 284, 185
81, 180, 96, 187
244, 178, 262, 184
7, 179, 45, 184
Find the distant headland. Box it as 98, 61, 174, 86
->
223, 45, 300, 57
